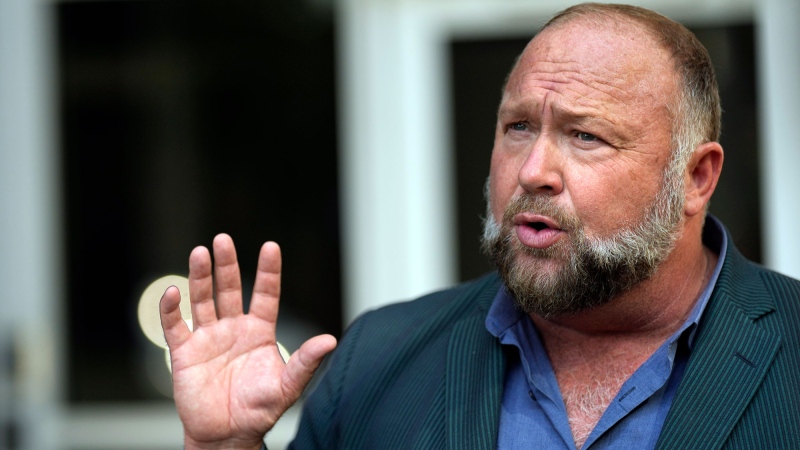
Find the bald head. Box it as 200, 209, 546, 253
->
537, 3, 721, 165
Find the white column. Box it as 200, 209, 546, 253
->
0, 0, 63, 448
337, 0, 456, 324
756, 0, 800, 279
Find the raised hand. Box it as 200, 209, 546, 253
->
159, 234, 337, 450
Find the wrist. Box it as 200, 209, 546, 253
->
183, 435, 264, 450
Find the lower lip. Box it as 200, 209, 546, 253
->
515, 225, 564, 249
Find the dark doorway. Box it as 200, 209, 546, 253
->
58, 0, 341, 402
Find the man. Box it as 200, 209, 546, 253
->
159, 3, 800, 449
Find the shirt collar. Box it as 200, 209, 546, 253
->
486, 214, 728, 345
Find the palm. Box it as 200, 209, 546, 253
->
160, 235, 337, 449
171, 315, 280, 441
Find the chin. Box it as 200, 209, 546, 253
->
510, 247, 571, 282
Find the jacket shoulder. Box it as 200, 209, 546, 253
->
291, 272, 502, 449
354, 271, 502, 333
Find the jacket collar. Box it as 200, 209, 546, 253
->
655, 226, 780, 448
445, 273, 505, 450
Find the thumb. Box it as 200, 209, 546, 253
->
280, 334, 337, 400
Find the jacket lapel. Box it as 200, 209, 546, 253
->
656, 247, 782, 449
446, 277, 505, 450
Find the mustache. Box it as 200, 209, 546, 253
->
502, 195, 581, 232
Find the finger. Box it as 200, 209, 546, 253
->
248, 241, 281, 330
160, 285, 191, 349
280, 334, 338, 401
212, 233, 244, 318
188, 245, 217, 328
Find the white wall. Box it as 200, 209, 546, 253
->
756, 0, 800, 280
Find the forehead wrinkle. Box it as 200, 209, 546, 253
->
513, 77, 623, 125
521, 27, 667, 101
499, 81, 618, 126
515, 63, 646, 108
502, 57, 662, 130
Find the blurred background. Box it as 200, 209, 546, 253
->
0, 0, 798, 448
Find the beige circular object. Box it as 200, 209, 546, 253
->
138, 274, 192, 348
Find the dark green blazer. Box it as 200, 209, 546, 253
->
291, 239, 800, 449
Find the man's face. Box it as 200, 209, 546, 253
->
484, 19, 686, 317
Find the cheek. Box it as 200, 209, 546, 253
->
489, 151, 521, 219
565, 167, 658, 235
570, 188, 616, 224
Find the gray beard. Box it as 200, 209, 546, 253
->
480, 169, 685, 318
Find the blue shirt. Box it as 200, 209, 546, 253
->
485, 216, 727, 449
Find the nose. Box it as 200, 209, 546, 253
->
517, 133, 564, 195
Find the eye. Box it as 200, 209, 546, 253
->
509, 122, 528, 132
576, 131, 598, 142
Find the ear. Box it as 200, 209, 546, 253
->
684, 141, 724, 217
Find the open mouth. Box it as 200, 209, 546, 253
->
513, 214, 564, 249
530, 221, 550, 231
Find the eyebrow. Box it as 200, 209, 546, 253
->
498, 98, 616, 128
497, 97, 630, 147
